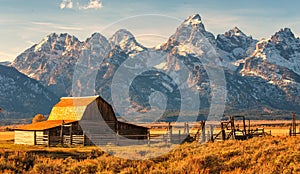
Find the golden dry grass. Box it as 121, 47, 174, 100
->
0, 136, 300, 173
0, 132, 14, 141
0, 120, 299, 173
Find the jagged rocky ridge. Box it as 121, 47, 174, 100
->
10, 14, 300, 120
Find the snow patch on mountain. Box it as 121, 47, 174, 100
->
110, 29, 146, 56
249, 28, 300, 76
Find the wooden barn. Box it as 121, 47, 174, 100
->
14, 96, 149, 146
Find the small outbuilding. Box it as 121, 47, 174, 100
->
14, 95, 149, 146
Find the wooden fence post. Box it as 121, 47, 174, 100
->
248, 119, 251, 134
221, 122, 226, 141
116, 131, 119, 145
34, 131, 36, 145
292, 113, 296, 136
60, 120, 64, 146
70, 124, 73, 145
242, 116, 246, 138
147, 131, 150, 146
230, 116, 236, 140
168, 122, 173, 145
187, 123, 189, 135
169, 126, 173, 145
210, 125, 214, 142
201, 122, 206, 143
47, 131, 50, 147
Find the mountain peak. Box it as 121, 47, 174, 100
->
110, 29, 135, 46
279, 28, 293, 34
89, 32, 106, 39
110, 29, 145, 53
86, 32, 108, 45
113, 29, 134, 38
185, 14, 202, 24
161, 14, 216, 50
47, 32, 58, 38
38, 33, 58, 44
224, 27, 247, 37
183, 14, 205, 30
270, 28, 296, 44
33, 32, 80, 53
44, 33, 77, 42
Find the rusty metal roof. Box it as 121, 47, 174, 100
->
48, 96, 99, 121
15, 120, 77, 131
54, 96, 99, 107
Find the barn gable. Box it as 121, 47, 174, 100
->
48, 96, 99, 121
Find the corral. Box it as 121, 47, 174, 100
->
289, 113, 300, 136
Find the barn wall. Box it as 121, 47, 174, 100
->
14, 130, 35, 145
81, 100, 117, 134
36, 131, 43, 137
118, 121, 148, 139
96, 98, 117, 122
35, 131, 46, 145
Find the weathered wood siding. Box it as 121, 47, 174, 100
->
118, 121, 148, 139
14, 130, 42, 145
81, 100, 117, 145
96, 98, 117, 122
35, 131, 48, 145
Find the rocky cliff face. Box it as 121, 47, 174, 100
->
240, 28, 300, 109
12, 33, 82, 97
216, 27, 257, 64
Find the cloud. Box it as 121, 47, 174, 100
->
31, 22, 53, 26
60, 0, 73, 9
59, 0, 103, 10
80, 0, 103, 10
31, 21, 83, 31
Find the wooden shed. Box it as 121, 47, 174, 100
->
14, 95, 149, 146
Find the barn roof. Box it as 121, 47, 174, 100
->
48, 96, 99, 121
15, 120, 77, 131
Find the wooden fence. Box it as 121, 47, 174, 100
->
35, 132, 192, 146
35, 135, 85, 146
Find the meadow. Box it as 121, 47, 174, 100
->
0, 120, 298, 173
0, 134, 300, 173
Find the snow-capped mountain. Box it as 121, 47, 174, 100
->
110, 29, 146, 56
0, 65, 58, 119
10, 14, 300, 120
242, 28, 300, 76
161, 14, 216, 54
12, 33, 82, 96
216, 27, 257, 62
240, 28, 300, 107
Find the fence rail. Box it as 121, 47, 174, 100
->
34, 132, 192, 146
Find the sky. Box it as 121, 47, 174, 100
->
1, 0, 300, 62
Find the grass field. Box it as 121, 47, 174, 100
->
0, 120, 298, 173
0, 136, 299, 173
0, 132, 14, 140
